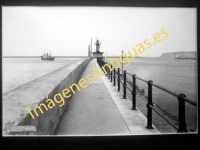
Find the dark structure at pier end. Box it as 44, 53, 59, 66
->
92, 39, 104, 58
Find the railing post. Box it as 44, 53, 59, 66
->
146, 80, 153, 129
132, 74, 137, 110
117, 68, 120, 91
113, 68, 116, 86
108, 65, 111, 79
110, 65, 112, 82
123, 70, 126, 99
177, 94, 187, 133
105, 63, 109, 77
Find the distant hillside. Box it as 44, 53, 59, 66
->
160, 51, 196, 59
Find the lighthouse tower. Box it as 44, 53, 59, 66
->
96, 39, 101, 52
92, 39, 104, 58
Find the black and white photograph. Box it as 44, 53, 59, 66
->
2, 5, 197, 138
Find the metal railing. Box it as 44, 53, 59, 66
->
97, 59, 197, 133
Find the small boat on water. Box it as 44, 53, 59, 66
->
41, 52, 55, 61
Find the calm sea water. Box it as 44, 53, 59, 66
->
108, 57, 197, 130
3, 58, 84, 94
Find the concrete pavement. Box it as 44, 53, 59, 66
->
55, 59, 160, 135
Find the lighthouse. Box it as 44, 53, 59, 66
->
92, 39, 104, 58
96, 39, 100, 52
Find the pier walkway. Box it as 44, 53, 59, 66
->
55, 59, 159, 135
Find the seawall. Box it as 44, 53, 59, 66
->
3, 58, 92, 135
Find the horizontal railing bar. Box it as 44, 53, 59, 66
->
151, 82, 179, 97
151, 82, 197, 107
125, 85, 132, 92
149, 105, 178, 130
126, 72, 132, 76
135, 76, 148, 83
183, 97, 197, 107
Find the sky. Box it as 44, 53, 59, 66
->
2, 7, 197, 57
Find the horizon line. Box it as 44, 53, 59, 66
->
2, 56, 161, 58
